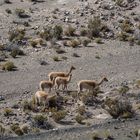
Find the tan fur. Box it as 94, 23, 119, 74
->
48, 66, 75, 81
39, 79, 55, 92
77, 77, 108, 98
55, 74, 72, 90
34, 91, 49, 108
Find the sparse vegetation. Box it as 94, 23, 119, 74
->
10, 123, 24, 136
67, 39, 81, 48
10, 48, 24, 58
52, 110, 67, 122
22, 99, 35, 112
82, 38, 91, 47
0, 125, 6, 137
33, 114, 48, 126
95, 38, 102, 44
120, 20, 133, 33
55, 48, 66, 54
64, 25, 76, 36
2, 61, 16, 71
117, 31, 130, 41
52, 56, 60, 61
8, 28, 26, 42
75, 114, 85, 124
103, 97, 134, 119
3, 108, 14, 116
15, 8, 29, 18
92, 132, 100, 140
118, 85, 129, 95
88, 17, 102, 38
53, 25, 63, 40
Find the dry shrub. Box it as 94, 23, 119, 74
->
52, 110, 67, 122
64, 25, 76, 36
80, 28, 88, 36
2, 61, 16, 71
82, 38, 91, 47
92, 131, 100, 140
95, 38, 102, 44
10, 48, 24, 58
0, 44, 5, 51
15, 8, 29, 18
117, 31, 130, 41
103, 97, 134, 119
3, 108, 14, 116
120, 20, 133, 33
8, 27, 25, 42
77, 105, 86, 115
67, 39, 81, 48
0, 125, 6, 137
53, 25, 63, 39
118, 85, 129, 95
22, 99, 35, 112
10, 123, 24, 136
88, 17, 102, 38
75, 114, 85, 124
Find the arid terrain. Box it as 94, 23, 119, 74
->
0, 0, 140, 140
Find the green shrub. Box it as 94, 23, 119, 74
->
2, 61, 16, 71
52, 110, 67, 122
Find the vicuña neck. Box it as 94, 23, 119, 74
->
97, 78, 105, 86
67, 67, 73, 75
67, 75, 72, 82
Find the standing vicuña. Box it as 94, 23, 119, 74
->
39, 78, 55, 92
77, 76, 108, 98
34, 91, 49, 108
55, 74, 72, 91
48, 66, 75, 81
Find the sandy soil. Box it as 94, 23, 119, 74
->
0, 0, 140, 139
